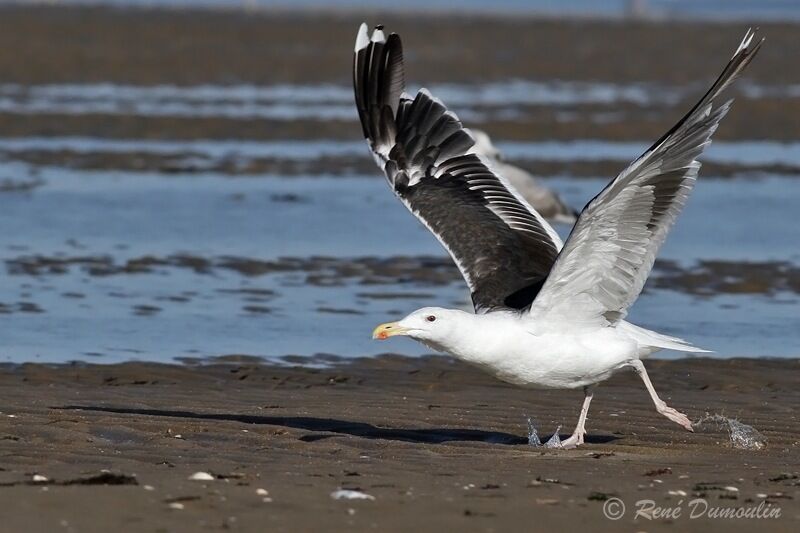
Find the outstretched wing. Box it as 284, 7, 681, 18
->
353, 24, 562, 312
529, 29, 763, 328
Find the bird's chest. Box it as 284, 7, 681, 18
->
448, 326, 634, 389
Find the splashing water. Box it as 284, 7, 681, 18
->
526, 416, 542, 446
525, 416, 563, 448
544, 426, 563, 448
694, 414, 767, 450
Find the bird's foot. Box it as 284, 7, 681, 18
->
657, 402, 694, 432
558, 430, 585, 449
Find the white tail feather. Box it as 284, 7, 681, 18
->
618, 321, 711, 357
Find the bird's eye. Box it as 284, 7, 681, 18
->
426, 315, 436, 322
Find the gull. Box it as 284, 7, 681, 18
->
354, 24, 762, 448
468, 128, 578, 223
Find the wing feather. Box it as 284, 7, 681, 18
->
353, 24, 561, 312
529, 29, 763, 328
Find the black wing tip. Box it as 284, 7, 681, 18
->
353, 21, 408, 156
736, 27, 765, 56
639, 28, 763, 157
730, 27, 764, 71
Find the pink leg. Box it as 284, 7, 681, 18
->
629, 360, 693, 432
560, 386, 595, 449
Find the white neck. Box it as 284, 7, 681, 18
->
418, 311, 523, 364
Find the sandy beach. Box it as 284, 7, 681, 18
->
1, 356, 798, 531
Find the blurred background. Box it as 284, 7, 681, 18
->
0, 0, 797, 363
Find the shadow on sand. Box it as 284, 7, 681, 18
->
55, 405, 617, 446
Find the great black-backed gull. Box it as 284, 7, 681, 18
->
468, 128, 578, 223
354, 24, 762, 448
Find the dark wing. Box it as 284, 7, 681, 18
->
529, 29, 763, 328
353, 24, 562, 312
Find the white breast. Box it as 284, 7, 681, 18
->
439, 313, 638, 390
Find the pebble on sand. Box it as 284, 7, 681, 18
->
189, 472, 215, 481
330, 489, 375, 501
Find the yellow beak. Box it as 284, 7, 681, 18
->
372, 321, 410, 340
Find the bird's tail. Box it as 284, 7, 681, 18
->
617, 321, 711, 357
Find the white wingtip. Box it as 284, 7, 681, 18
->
734, 27, 755, 57
355, 23, 369, 52
371, 25, 386, 43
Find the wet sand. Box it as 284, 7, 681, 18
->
5, 253, 800, 296
1, 356, 798, 532
0, 6, 796, 86
8, 147, 800, 178
0, 5, 798, 143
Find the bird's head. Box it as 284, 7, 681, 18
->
371, 307, 466, 349
466, 128, 503, 161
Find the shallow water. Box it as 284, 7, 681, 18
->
2, 137, 800, 173
0, 61, 796, 364
0, 81, 796, 123
0, 162, 796, 363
